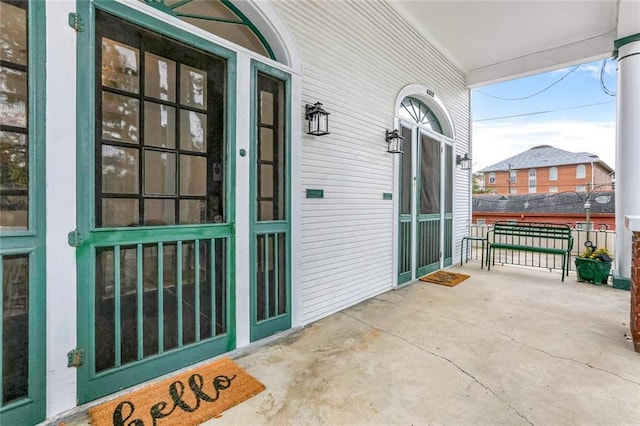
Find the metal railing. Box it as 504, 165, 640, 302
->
462, 223, 615, 272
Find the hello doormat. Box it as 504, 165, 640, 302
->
88, 357, 265, 426
419, 270, 470, 287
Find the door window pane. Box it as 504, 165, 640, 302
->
179, 155, 206, 196
420, 134, 440, 214
400, 125, 412, 215
102, 93, 139, 143
260, 91, 274, 125
0, 67, 27, 127
0, 2, 27, 66
102, 145, 139, 194
144, 102, 175, 148
144, 199, 175, 225
259, 128, 273, 161
180, 65, 206, 109
144, 53, 175, 101
180, 110, 207, 153
2, 255, 29, 403
144, 151, 176, 195
102, 38, 139, 93
102, 198, 139, 227
179, 200, 205, 224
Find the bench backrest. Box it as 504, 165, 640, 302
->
489, 221, 573, 249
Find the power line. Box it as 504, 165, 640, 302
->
477, 66, 580, 101
473, 100, 614, 122
600, 58, 616, 97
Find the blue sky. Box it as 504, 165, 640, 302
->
471, 59, 617, 172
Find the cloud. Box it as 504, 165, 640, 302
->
553, 60, 617, 79
472, 120, 615, 171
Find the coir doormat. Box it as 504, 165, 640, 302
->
419, 270, 470, 287
89, 357, 265, 426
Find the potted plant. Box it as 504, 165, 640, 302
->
574, 241, 613, 285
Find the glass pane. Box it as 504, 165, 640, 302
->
144, 199, 175, 226
144, 102, 176, 148
119, 246, 138, 366
260, 91, 274, 125
0, 195, 27, 229
260, 127, 273, 161
144, 151, 176, 195
179, 200, 205, 224
95, 248, 114, 371
259, 200, 273, 221
0, 2, 27, 66
181, 241, 196, 345
102, 198, 138, 227
180, 155, 206, 196
2, 255, 29, 403
0, 131, 28, 190
102, 92, 139, 143
102, 145, 139, 194
162, 243, 178, 352
260, 164, 273, 198
180, 65, 206, 109
144, 53, 176, 102
180, 110, 207, 152
420, 134, 440, 214
102, 38, 139, 93
170, 0, 239, 20
1, 255, 28, 405
180, 17, 269, 58
400, 125, 412, 215
0, 66, 27, 127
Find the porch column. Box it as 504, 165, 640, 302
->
626, 216, 640, 352
614, 34, 640, 284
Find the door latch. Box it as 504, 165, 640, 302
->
67, 348, 84, 368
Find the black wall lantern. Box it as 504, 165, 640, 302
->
456, 153, 472, 170
305, 102, 330, 136
385, 129, 404, 154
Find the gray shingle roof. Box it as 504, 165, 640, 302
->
472, 191, 615, 214
480, 145, 613, 173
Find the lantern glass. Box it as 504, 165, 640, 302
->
386, 130, 403, 154
306, 102, 330, 136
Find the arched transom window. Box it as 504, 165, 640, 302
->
398, 97, 443, 134
141, 0, 274, 59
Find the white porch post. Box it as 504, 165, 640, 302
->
614, 34, 640, 281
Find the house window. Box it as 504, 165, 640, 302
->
398, 97, 443, 133
509, 169, 517, 183
510, 188, 517, 194
528, 168, 536, 193
549, 186, 558, 193
576, 185, 586, 192
576, 164, 586, 179
489, 172, 496, 184
549, 167, 558, 181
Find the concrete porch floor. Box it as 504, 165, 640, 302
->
215, 264, 639, 425
59, 263, 639, 425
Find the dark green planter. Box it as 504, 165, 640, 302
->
575, 257, 612, 285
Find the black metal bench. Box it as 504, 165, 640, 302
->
486, 221, 574, 281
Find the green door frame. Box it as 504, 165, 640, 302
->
74, 0, 238, 403
397, 123, 454, 283
0, 1, 47, 424
249, 60, 292, 341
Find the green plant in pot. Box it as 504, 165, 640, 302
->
575, 241, 613, 285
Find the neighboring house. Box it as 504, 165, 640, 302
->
480, 145, 614, 195
473, 191, 616, 230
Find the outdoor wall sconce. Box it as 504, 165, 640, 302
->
305, 102, 330, 136
456, 153, 472, 170
385, 129, 404, 154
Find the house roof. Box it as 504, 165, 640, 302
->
479, 145, 614, 173
473, 191, 615, 215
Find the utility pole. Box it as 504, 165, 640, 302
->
508, 163, 513, 193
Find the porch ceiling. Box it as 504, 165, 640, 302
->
390, 0, 638, 87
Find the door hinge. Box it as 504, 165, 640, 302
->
68, 13, 85, 32
67, 229, 83, 247
67, 348, 84, 368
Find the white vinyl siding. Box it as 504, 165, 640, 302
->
273, 1, 470, 324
